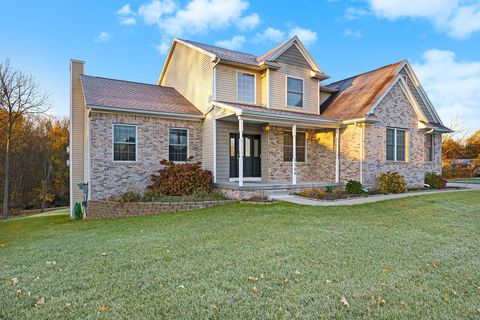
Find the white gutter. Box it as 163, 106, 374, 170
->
87, 105, 204, 120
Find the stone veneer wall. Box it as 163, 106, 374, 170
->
363, 83, 441, 188
89, 112, 202, 200
87, 199, 236, 219
264, 126, 336, 183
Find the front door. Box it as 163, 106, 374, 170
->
229, 134, 261, 178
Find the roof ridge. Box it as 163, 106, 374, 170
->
326, 60, 406, 86
179, 38, 258, 58
256, 38, 291, 62
81, 74, 174, 89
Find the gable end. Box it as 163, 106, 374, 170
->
275, 45, 311, 69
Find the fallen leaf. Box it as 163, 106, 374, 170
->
248, 276, 258, 282
65, 303, 71, 307
35, 297, 45, 307
211, 304, 219, 311
34, 276, 40, 281
46, 261, 56, 267
294, 271, 301, 276
16, 290, 22, 298
432, 262, 438, 269
0, 243, 6, 248
101, 252, 107, 257
251, 287, 259, 293
283, 279, 289, 285
340, 296, 350, 308
11, 277, 19, 285
325, 280, 332, 284
178, 285, 185, 289
99, 306, 109, 312
383, 266, 393, 273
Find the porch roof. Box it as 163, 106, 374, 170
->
212, 101, 342, 128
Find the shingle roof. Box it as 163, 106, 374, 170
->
81, 75, 203, 117
320, 61, 405, 120
180, 39, 260, 66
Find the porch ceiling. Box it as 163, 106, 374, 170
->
213, 101, 342, 129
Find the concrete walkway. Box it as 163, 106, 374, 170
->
270, 183, 480, 206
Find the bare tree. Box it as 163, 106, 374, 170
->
0, 59, 48, 219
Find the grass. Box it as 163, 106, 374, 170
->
1, 192, 480, 319
449, 177, 480, 184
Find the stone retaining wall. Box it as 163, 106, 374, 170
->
87, 199, 237, 219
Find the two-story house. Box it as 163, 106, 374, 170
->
69, 36, 451, 207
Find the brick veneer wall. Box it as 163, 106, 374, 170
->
264, 126, 336, 183
363, 82, 442, 188
89, 112, 202, 200
87, 199, 237, 219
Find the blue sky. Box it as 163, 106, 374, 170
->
1, 0, 479, 133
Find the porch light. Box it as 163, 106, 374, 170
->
263, 125, 271, 133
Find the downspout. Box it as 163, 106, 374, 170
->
356, 121, 364, 185
211, 58, 220, 183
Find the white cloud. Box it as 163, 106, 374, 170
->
236, 13, 260, 30
117, 4, 135, 15
343, 29, 363, 38
156, 42, 171, 54
215, 35, 246, 50
94, 32, 111, 43
366, 0, 480, 39
254, 27, 286, 43
413, 49, 480, 133
345, 7, 369, 20
138, 0, 176, 25
117, 4, 137, 25
288, 27, 318, 46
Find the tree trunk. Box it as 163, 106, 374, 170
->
2, 128, 11, 219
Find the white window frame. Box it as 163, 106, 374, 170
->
425, 134, 434, 162
236, 71, 256, 104
283, 130, 307, 163
386, 127, 407, 162
168, 127, 189, 162
285, 75, 304, 108
112, 124, 137, 163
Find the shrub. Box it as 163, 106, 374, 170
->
149, 159, 213, 196
425, 172, 447, 189
107, 190, 142, 203
325, 186, 334, 193
297, 188, 348, 200
442, 163, 474, 179
73, 202, 83, 220
345, 180, 363, 194
377, 172, 407, 194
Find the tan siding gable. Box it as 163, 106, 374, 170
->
275, 45, 311, 69
161, 42, 212, 114
269, 62, 319, 114
215, 64, 263, 106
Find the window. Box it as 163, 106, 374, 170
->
113, 125, 136, 161
283, 131, 306, 162
386, 128, 407, 162
169, 128, 188, 162
425, 134, 434, 161
287, 77, 303, 107
237, 72, 255, 103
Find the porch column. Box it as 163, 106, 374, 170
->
335, 128, 340, 183
238, 116, 244, 187
292, 124, 297, 185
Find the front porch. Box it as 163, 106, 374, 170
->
212, 102, 343, 192
215, 180, 342, 200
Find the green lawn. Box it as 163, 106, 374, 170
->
449, 178, 480, 184
1, 192, 480, 319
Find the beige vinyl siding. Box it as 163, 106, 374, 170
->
269, 62, 319, 114
70, 60, 86, 208
201, 107, 235, 180
215, 64, 263, 106
216, 120, 263, 182
275, 45, 311, 69
161, 42, 212, 114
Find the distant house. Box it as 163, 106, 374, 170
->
69, 36, 451, 209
